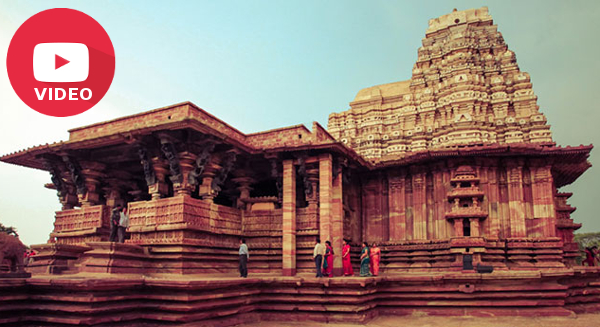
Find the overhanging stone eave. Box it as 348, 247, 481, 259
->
67, 101, 248, 144
0, 118, 258, 171
261, 142, 374, 170
372, 144, 593, 170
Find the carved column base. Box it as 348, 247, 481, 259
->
149, 183, 168, 200
79, 192, 100, 207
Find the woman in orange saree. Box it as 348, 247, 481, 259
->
342, 239, 354, 276
370, 242, 381, 276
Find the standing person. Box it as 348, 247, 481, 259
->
370, 242, 381, 276
360, 242, 372, 277
313, 238, 325, 277
323, 241, 334, 277
593, 246, 599, 266
26, 248, 37, 266
584, 247, 596, 266
23, 249, 30, 266
117, 206, 129, 243
239, 239, 249, 278
109, 205, 121, 242
342, 239, 354, 276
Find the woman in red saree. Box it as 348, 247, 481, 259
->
370, 242, 381, 276
342, 239, 354, 276
323, 241, 334, 277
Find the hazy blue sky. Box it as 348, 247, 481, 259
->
1, 1, 599, 245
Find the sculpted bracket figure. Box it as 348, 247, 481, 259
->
212, 152, 236, 192
188, 142, 215, 186
160, 141, 182, 184
137, 146, 156, 186
62, 156, 87, 195
42, 159, 66, 198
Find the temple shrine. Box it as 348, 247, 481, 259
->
0, 7, 598, 326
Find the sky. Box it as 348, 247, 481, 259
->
0, 1, 599, 246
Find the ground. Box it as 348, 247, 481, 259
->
239, 313, 600, 327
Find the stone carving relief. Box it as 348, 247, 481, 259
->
188, 143, 215, 186
137, 146, 156, 186
42, 159, 66, 198
297, 156, 312, 198
211, 152, 236, 193
160, 141, 182, 184
270, 159, 283, 202
62, 156, 87, 195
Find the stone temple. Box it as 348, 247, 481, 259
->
0, 7, 598, 326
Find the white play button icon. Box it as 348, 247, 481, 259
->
55, 54, 70, 70
33, 43, 89, 82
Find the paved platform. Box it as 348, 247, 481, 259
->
240, 313, 600, 327
1, 269, 599, 326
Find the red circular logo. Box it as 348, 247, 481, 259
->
6, 8, 115, 117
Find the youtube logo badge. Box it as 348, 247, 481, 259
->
7, 9, 115, 117
33, 43, 89, 82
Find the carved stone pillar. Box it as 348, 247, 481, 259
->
210, 151, 237, 199
43, 159, 77, 210
470, 218, 480, 237
78, 161, 106, 207
62, 156, 87, 207
282, 159, 296, 276
331, 163, 344, 276
60, 186, 79, 210
453, 218, 464, 237
506, 159, 527, 237
267, 158, 283, 205
104, 171, 134, 207
411, 166, 427, 240
319, 153, 333, 243
187, 142, 215, 197
103, 180, 124, 208
306, 167, 319, 209
199, 162, 221, 201
388, 170, 406, 241
175, 151, 197, 196
530, 159, 556, 237
431, 163, 446, 240
159, 139, 182, 188
232, 175, 254, 210
149, 157, 169, 200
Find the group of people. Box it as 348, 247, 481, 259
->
23, 248, 37, 266
313, 239, 335, 277
583, 245, 599, 266
236, 239, 600, 278
109, 205, 130, 243
315, 239, 381, 277
238, 238, 382, 278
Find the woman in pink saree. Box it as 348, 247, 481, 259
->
370, 242, 381, 276
323, 241, 334, 277
342, 239, 354, 276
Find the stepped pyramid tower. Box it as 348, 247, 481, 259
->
328, 7, 553, 161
